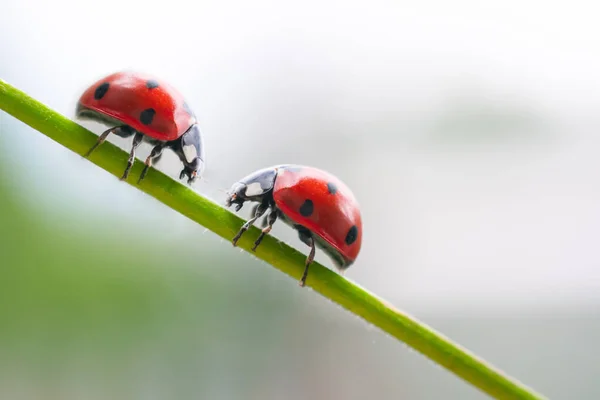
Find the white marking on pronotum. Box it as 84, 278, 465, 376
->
183, 144, 197, 163
245, 182, 264, 196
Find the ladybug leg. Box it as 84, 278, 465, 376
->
232, 202, 268, 247
296, 227, 315, 286
84, 125, 134, 157
120, 132, 144, 181
299, 235, 316, 287
138, 143, 166, 184
249, 204, 259, 221
248, 204, 269, 228
251, 208, 279, 251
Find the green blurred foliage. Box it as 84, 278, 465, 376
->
0, 158, 299, 397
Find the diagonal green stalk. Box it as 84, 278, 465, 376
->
0, 78, 546, 400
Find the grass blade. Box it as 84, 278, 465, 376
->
0, 78, 546, 400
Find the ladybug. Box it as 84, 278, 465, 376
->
76, 71, 205, 184
225, 164, 362, 286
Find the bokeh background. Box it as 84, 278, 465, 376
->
1, 0, 600, 398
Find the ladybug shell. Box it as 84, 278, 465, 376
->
77, 71, 196, 142
273, 165, 362, 267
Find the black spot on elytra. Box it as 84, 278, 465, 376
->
345, 225, 358, 245
140, 108, 156, 125
327, 182, 338, 194
299, 199, 314, 217
94, 82, 110, 100
146, 80, 159, 89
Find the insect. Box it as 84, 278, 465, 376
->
76, 71, 205, 184
225, 164, 362, 286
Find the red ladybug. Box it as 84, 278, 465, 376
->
76, 71, 205, 184
225, 164, 362, 286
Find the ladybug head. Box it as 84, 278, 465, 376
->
179, 157, 204, 184
176, 124, 205, 184
225, 167, 278, 211
225, 182, 247, 211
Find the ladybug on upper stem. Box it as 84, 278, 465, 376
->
225, 164, 362, 286
76, 71, 205, 184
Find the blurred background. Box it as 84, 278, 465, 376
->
1, 0, 599, 398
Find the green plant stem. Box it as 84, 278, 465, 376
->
0, 78, 545, 400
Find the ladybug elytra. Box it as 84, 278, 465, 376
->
226, 164, 362, 286
76, 71, 205, 184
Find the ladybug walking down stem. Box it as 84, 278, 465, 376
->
226, 165, 362, 286
76, 71, 205, 184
